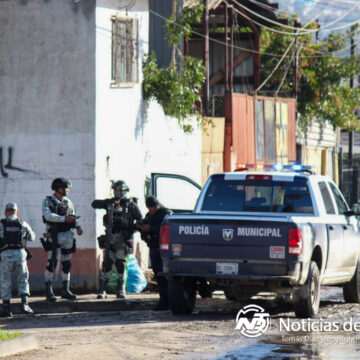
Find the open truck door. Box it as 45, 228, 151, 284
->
150, 173, 202, 213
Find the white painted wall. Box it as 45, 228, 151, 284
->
95, 0, 202, 267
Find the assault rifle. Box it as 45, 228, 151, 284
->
50, 223, 58, 272
104, 202, 114, 268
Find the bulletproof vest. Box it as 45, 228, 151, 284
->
0, 218, 25, 250
112, 199, 133, 233
43, 196, 74, 232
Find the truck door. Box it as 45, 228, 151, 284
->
328, 181, 359, 276
150, 173, 202, 213
318, 181, 344, 277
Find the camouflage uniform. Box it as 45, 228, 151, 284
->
42, 195, 79, 284
0, 216, 35, 300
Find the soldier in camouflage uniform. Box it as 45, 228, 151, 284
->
92, 180, 142, 299
0, 202, 35, 317
42, 178, 83, 302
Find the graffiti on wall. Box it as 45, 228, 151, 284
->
0, 147, 30, 177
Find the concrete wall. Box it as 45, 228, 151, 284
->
0, 0, 96, 291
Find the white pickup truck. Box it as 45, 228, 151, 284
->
152, 166, 360, 318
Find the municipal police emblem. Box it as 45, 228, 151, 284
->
223, 229, 234, 241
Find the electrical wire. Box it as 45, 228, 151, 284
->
232, 0, 359, 32
255, 37, 296, 91
148, 7, 358, 59
274, 46, 296, 96
225, 0, 360, 36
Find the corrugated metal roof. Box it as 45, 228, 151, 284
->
184, 0, 223, 10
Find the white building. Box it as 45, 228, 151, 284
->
0, 0, 202, 292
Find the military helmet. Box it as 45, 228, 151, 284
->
51, 178, 72, 191
111, 180, 129, 199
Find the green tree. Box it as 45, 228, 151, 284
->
142, 3, 206, 133
260, 22, 360, 130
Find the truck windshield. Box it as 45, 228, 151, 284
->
201, 177, 314, 214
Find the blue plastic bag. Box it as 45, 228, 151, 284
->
125, 255, 147, 294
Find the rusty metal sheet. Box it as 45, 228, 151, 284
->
264, 100, 276, 162
255, 99, 264, 161
232, 93, 255, 167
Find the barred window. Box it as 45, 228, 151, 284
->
111, 16, 139, 87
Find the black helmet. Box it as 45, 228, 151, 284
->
51, 178, 72, 191
111, 180, 129, 199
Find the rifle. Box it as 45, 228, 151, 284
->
50, 223, 58, 272
104, 202, 114, 268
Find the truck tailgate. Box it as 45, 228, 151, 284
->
167, 218, 291, 276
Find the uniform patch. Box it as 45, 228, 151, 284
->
269, 246, 285, 259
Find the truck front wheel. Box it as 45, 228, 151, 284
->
343, 258, 360, 303
293, 261, 320, 318
168, 279, 196, 315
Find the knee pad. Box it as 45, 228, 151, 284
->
115, 259, 125, 274
62, 260, 72, 274
46, 259, 57, 273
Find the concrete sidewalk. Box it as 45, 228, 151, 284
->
4, 293, 159, 314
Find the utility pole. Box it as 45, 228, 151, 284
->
349, 25, 356, 168
202, 0, 209, 115
293, 21, 299, 99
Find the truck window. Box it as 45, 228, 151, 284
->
201, 177, 314, 214
328, 182, 348, 215
318, 181, 336, 214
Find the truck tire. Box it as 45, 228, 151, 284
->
343, 258, 360, 303
224, 289, 236, 300
293, 261, 320, 318
168, 279, 196, 315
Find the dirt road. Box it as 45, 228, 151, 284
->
2, 288, 360, 360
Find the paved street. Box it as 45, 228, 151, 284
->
1, 289, 360, 359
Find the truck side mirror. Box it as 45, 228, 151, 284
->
350, 203, 360, 216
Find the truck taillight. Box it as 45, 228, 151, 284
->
160, 225, 170, 251
288, 228, 302, 255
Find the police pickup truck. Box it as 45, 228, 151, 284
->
155, 165, 360, 318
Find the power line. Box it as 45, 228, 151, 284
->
226, 0, 360, 36
256, 37, 296, 92
148, 7, 359, 59
233, 0, 359, 32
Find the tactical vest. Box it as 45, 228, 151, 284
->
113, 200, 133, 233
0, 218, 25, 250
43, 196, 75, 232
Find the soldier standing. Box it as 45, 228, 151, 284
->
42, 178, 83, 302
0, 203, 35, 317
92, 180, 142, 299
137, 196, 171, 310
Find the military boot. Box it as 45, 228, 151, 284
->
45, 281, 57, 302
1, 300, 12, 318
116, 277, 126, 299
21, 295, 34, 314
61, 281, 77, 301
97, 278, 109, 299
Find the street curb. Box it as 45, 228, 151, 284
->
8, 297, 158, 314
0, 334, 38, 358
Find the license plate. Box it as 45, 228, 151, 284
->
216, 262, 238, 275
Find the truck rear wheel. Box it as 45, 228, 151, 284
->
168, 279, 196, 315
343, 258, 360, 303
293, 261, 320, 318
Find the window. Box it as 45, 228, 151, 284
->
329, 182, 348, 215
201, 177, 313, 214
111, 16, 138, 87
318, 182, 335, 214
